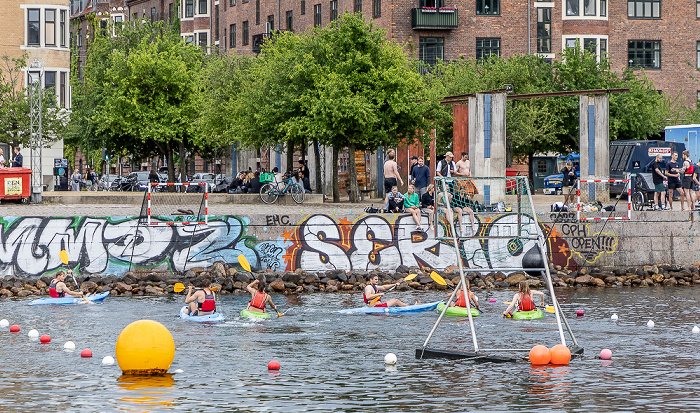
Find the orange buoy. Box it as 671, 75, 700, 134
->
529, 345, 551, 365
549, 344, 571, 365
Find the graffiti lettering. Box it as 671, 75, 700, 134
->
266, 215, 291, 226
257, 242, 284, 271
559, 223, 588, 237
549, 212, 578, 223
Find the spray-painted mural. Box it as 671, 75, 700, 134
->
0, 212, 617, 277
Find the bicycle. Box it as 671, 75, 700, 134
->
260, 177, 305, 204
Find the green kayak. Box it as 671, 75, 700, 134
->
436, 302, 480, 317
512, 309, 544, 320
240, 309, 271, 319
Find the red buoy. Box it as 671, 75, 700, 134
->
81, 348, 93, 358
268, 360, 280, 370
40, 334, 51, 344
576, 310, 584, 317
9, 325, 19, 333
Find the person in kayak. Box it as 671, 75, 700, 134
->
448, 287, 479, 310
185, 278, 217, 316
49, 270, 84, 298
246, 279, 279, 315
363, 275, 417, 307
503, 281, 545, 317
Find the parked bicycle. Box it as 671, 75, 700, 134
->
260, 176, 304, 204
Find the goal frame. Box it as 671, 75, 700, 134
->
146, 183, 208, 226
576, 179, 631, 221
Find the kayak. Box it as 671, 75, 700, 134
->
240, 309, 271, 319
512, 309, 544, 320
436, 302, 480, 317
179, 306, 225, 323
28, 291, 110, 305
338, 301, 441, 315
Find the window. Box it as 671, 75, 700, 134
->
99, 19, 107, 36
600, 0, 606, 16
566, 0, 579, 15
301, 0, 306, 14
45, 10, 56, 46
230, 0, 236, 5
627, 0, 659, 18
45, 71, 56, 104
215, 6, 219, 40
256, 0, 260, 24
537, 7, 551, 53
60, 10, 66, 46
354, 0, 361, 13
697, 0, 700, 18
268, 14, 274, 30
373, 0, 380, 18
185, 0, 194, 17
537, 160, 548, 174
198, 32, 207, 51
564, 36, 607, 59
331, 0, 338, 21
697, 91, 700, 105
77, 28, 83, 47
583, 0, 595, 15
28, 71, 40, 86
628, 40, 660, 69
286, 10, 293, 31
567, 0, 606, 17
476, 38, 501, 60
600, 38, 607, 55
314, 4, 322, 26
419, 37, 444, 65
60, 72, 66, 108
185, 35, 194, 44
28, 9, 40, 45
230, 24, 236, 47
476, 0, 499, 15
150, 7, 156, 21
420, 0, 444, 7
169, 3, 174, 20
243, 21, 249, 45
697, 41, 700, 68
199, 0, 207, 14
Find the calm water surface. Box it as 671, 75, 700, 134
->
0, 287, 698, 412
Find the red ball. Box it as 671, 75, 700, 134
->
9, 325, 19, 333
40, 334, 51, 343
267, 360, 280, 370
80, 348, 93, 358
576, 310, 584, 317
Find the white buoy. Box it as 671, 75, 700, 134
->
647, 320, 655, 328
693, 326, 700, 334
28, 329, 39, 338
102, 356, 115, 365
384, 353, 397, 365
64, 341, 76, 350
174, 369, 184, 374
0, 319, 8, 327
610, 314, 618, 321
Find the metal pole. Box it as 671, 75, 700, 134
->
29, 58, 44, 203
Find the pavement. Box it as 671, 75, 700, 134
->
0, 191, 590, 217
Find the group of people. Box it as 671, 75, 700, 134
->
0, 147, 24, 168
71, 168, 99, 191
228, 160, 312, 194
652, 151, 700, 211
184, 277, 278, 316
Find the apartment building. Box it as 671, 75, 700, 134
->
2, 0, 71, 190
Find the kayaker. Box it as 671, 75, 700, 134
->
363, 275, 412, 308
448, 288, 479, 310
245, 279, 279, 315
49, 270, 83, 298
503, 281, 545, 318
185, 278, 216, 316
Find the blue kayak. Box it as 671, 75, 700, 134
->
28, 291, 110, 305
179, 306, 225, 323
338, 301, 441, 315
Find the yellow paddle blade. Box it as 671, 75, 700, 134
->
59, 250, 69, 265
173, 283, 186, 293
238, 254, 252, 272
504, 301, 512, 305
277, 312, 283, 317
404, 273, 418, 281
430, 271, 447, 286
545, 305, 555, 313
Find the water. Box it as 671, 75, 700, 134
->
1, 287, 699, 412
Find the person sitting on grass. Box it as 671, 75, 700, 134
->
404, 184, 423, 230
384, 186, 405, 213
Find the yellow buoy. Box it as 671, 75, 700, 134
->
116, 320, 175, 375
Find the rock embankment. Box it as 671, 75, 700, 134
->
1, 262, 699, 298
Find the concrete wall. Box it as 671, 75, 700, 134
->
1, 210, 698, 277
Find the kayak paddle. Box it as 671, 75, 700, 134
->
238, 254, 252, 272
368, 273, 418, 306
173, 283, 220, 293
59, 249, 87, 302
429, 271, 447, 286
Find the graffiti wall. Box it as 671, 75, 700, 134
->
0, 211, 695, 277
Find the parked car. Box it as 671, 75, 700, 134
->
128, 171, 168, 191
99, 174, 120, 191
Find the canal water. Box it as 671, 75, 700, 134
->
0, 287, 698, 412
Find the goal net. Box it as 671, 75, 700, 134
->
576, 179, 631, 221
140, 183, 208, 226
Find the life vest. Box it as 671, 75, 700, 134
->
455, 290, 471, 307
363, 285, 379, 304
519, 292, 535, 311
49, 281, 64, 298
198, 290, 216, 312
686, 163, 695, 175
250, 291, 266, 310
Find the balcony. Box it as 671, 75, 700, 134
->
411, 8, 458, 30
252, 30, 287, 53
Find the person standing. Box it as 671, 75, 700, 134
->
0, 148, 6, 167
71, 170, 82, 191
561, 161, 576, 205
408, 156, 418, 183
454, 152, 471, 177
681, 150, 695, 211
11, 147, 22, 167
411, 156, 431, 198
383, 149, 404, 195
666, 151, 682, 211
298, 160, 312, 192
652, 154, 667, 210
435, 152, 455, 179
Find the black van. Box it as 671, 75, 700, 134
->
609, 140, 686, 195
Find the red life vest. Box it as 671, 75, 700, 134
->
686, 163, 695, 174
363, 285, 379, 304
250, 291, 266, 310
49, 281, 64, 298
198, 290, 216, 312
519, 292, 535, 311
455, 290, 471, 307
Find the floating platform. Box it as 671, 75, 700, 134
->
415, 348, 519, 363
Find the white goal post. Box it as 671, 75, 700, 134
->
576, 179, 631, 221
144, 183, 209, 226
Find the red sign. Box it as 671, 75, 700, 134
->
648, 147, 672, 156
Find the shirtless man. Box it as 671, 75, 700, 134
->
48, 270, 83, 298
383, 149, 404, 195
454, 152, 471, 177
